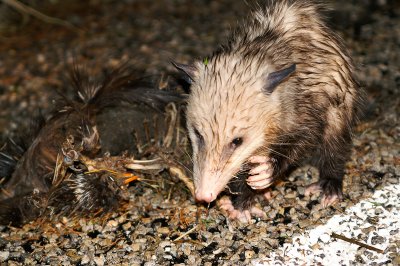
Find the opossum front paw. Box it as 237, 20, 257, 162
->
218, 197, 266, 223
305, 179, 343, 208
247, 155, 274, 190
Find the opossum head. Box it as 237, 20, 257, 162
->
175, 56, 296, 203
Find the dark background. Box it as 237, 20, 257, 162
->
0, 0, 398, 141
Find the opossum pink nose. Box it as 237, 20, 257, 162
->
195, 191, 216, 203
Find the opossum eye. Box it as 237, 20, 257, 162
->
230, 137, 243, 149
194, 128, 205, 148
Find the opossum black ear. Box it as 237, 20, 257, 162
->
172, 61, 198, 84
264, 64, 296, 93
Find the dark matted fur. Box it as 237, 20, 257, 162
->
0, 64, 182, 226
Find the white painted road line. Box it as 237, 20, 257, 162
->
253, 183, 400, 265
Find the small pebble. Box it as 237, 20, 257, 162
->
370, 235, 386, 245
81, 255, 90, 265
0, 251, 9, 262
122, 222, 132, 231
132, 243, 141, 252
93, 255, 105, 266
374, 208, 384, 215
245, 250, 255, 259
106, 220, 118, 228
157, 227, 170, 235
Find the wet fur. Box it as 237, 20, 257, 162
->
183, 0, 363, 210
0, 64, 182, 226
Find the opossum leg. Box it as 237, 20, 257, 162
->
307, 132, 350, 207
224, 177, 267, 222
247, 155, 274, 190
218, 196, 266, 223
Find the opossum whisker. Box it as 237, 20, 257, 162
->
235, 168, 249, 174
171, 147, 194, 164
214, 153, 233, 183
255, 146, 294, 161
176, 146, 195, 165
174, 162, 194, 176
225, 184, 241, 195
262, 142, 293, 146
162, 154, 194, 175
227, 177, 244, 184
264, 141, 312, 147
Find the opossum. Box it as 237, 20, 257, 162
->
175, 0, 362, 222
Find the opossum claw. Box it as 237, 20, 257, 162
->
218, 197, 266, 223
249, 162, 272, 175
247, 172, 274, 189
230, 209, 252, 223
219, 197, 235, 212
248, 155, 270, 164
321, 194, 341, 208
304, 183, 322, 197
247, 155, 274, 190
305, 180, 343, 207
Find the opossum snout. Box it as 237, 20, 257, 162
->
195, 190, 217, 203
194, 168, 233, 204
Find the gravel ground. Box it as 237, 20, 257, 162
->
0, 0, 399, 265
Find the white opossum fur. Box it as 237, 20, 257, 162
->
176, 0, 362, 214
